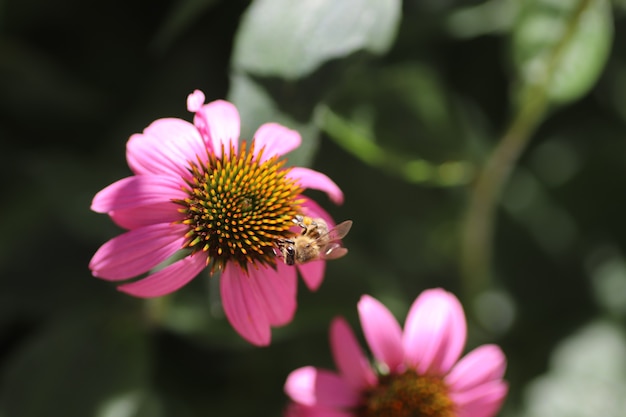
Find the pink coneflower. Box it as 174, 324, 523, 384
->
284, 288, 508, 417
89, 90, 344, 346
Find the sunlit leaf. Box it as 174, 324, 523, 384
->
512, 0, 613, 105
232, 0, 401, 79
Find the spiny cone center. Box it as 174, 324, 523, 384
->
358, 370, 455, 417
174, 141, 303, 272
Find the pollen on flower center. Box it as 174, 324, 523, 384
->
358, 370, 455, 417
173, 140, 304, 272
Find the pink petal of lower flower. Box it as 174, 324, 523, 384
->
330, 317, 377, 389
193, 99, 240, 158
284, 367, 360, 408
284, 403, 353, 417
357, 295, 404, 373
446, 345, 507, 392
91, 175, 186, 213
451, 381, 508, 417
252, 123, 302, 162
244, 262, 297, 326
117, 254, 207, 297
402, 288, 467, 375
126, 118, 206, 178
220, 265, 271, 346
297, 260, 325, 291
288, 167, 344, 205
89, 223, 188, 280
109, 202, 183, 230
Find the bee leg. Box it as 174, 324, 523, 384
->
276, 238, 295, 247
293, 215, 305, 227
293, 215, 308, 233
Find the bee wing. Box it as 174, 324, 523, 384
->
320, 242, 349, 260
322, 220, 353, 242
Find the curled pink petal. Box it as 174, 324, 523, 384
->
193, 99, 240, 158
451, 381, 509, 417
446, 345, 507, 392
186, 89, 205, 112
220, 265, 270, 346
288, 167, 344, 205
252, 123, 302, 162
109, 202, 183, 230
330, 317, 377, 389
117, 253, 207, 297
402, 288, 467, 375
91, 176, 186, 213
243, 262, 297, 326
284, 367, 360, 408
126, 118, 205, 178
358, 295, 404, 372
89, 223, 188, 280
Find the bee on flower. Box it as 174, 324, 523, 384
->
89, 90, 345, 346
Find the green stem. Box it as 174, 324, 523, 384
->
460, 90, 547, 299
460, 0, 592, 300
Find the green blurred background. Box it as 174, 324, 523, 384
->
2, 0, 626, 416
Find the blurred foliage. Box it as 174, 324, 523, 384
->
1, 0, 626, 416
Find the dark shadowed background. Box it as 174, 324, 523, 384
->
2, 0, 626, 416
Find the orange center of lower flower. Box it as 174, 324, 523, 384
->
358, 370, 455, 417
174, 140, 303, 272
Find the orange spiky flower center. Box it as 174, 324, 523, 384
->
358, 370, 455, 417
173, 140, 303, 272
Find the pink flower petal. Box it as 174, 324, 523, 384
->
89, 223, 188, 281
117, 253, 207, 297
91, 175, 186, 213
284, 367, 360, 408
288, 167, 344, 205
252, 123, 302, 162
330, 317, 377, 390
193, 99, 240, 158
446, 345, 507, 392
243, 262, 297, 326
109, 201, 183, 230
126, 118, 206, 178
297, 260, 325, 291
402, 288, 467, 375
357, 295, 404, 373
284, 403, 353, 417
186, 89, 205, 112
220, 265, 270, 346
451, 381, 508, 417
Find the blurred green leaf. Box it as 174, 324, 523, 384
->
447, 0, 519, 38
232, 0, 401, 79
0, 314, 149, 417
519, 321, 626, 417
318, 105, 474, 187
512, 0, 613, 106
